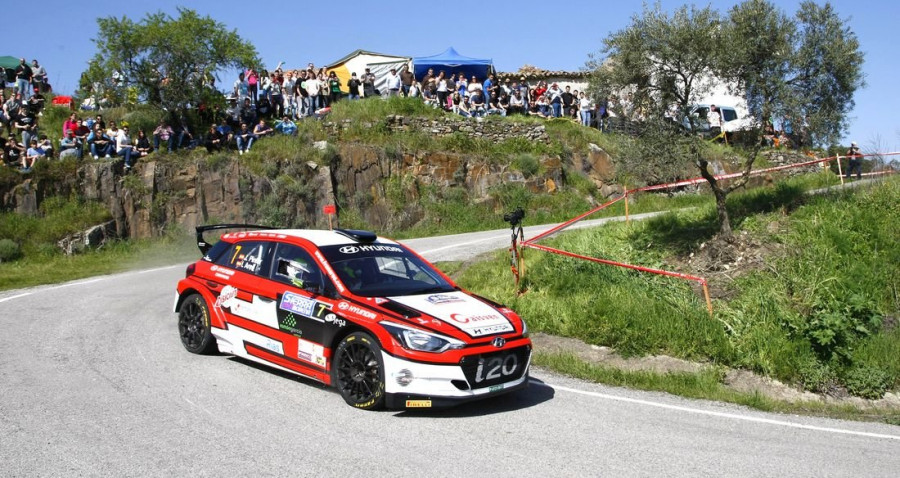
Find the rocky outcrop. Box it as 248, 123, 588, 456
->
1, 142, 585, 244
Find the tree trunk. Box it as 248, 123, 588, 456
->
697, 157, 734, 241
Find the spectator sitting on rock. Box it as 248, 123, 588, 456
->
37, 135, 54, 159
274, 116, 297, 136
153, 120, 174, 153
216, 122, 234, 144
63, 113, 79, 137
235, 122, 256, 155
24, 139, 44, 170
469, 89, 486, 117
204, 125, 224, 153
240, 98, 257, 126
116, 125, 136, 171
135, 129, 152, 157
509, 90, 525, 116
59, 130, 81, 159
87, 123, 114, 159
253, 118, 274, 139
4, 137, 25, 167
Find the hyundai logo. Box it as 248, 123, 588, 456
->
491, 337, 506, 348
339, 246, 359, 254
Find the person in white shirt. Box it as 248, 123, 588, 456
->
116, 125, 136, 170
386, 68, 402, 97
579, 92, 592, 126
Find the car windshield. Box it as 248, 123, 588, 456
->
319, 243, 454, 297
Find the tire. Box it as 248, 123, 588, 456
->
178, 293, 218, 354
332, 332, 386, 410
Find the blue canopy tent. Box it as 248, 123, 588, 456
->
412, 47, 493, 82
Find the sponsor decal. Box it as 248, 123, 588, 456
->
210, 265, 234, 276
261, 338, 284, 355
489, 384, 505, 393
279, 313, 303, 337
324, 313, 346, 327
337, 301, 377, 320
425, 294, 465, 305
279, 292, 316, 316
448, 313, 505, 324
339, 244, 403, 254
405, 400, 432, 408
297, 338, 325, 366
315, 250, 345, 293
374, 298, 389, 305
215, 285, 239, 309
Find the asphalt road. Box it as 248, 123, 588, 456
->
1, 222, 899, 477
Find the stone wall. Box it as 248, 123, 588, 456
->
325, 115, 551, 143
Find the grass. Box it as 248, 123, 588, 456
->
535, 352, 900, 424
454, 176, 900, 408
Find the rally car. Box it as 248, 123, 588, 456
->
174, 225, 532, 410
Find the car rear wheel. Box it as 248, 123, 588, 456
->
333, 332, 385, 410
178, 293, 217, 354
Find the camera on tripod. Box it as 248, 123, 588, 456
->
503, 207, 525, 226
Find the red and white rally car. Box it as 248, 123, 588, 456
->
174, 225, 532, 410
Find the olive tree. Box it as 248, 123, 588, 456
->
81, 8, 260, 112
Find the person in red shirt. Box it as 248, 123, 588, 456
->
63, 113, 78, 137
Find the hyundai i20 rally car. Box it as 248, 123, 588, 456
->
174, 225, 532, 410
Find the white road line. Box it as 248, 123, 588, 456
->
0, 265, 184, 304
0, 292, 33, 304
546, 382, 900, 441
417, 234, 506, 255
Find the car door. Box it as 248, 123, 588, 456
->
209, 240, 288, 356
268, 242, 343, 372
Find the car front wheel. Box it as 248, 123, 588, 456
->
178, 293, 217, 354
333, 332, 386, 410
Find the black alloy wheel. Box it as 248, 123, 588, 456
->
333, 332, 386, 410
178, 294, 217, 354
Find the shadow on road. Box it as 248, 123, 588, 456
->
392, 377, 556, 418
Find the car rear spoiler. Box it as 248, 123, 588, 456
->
195, 224, 273, 255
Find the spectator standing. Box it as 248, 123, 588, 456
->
562, 86, 574, 117
234, 72, 249, 102
456, 73, 467, 98
708, 104, 722, 136
468, 76, 482, 99
328, 71, 342, 105
435, 71, 448, 108
269, 74, 284, 118
579, 92, 592, 126
386, 68, 402, 97
15, 59, 32, 100
296, 71, 310, 116
283, 71, 296, 118
305, 73, 322, 112
408, 81, 420, 98
347, 73, 361, 100
362, 68, 376, 98
483, 74, 494, 104
247, 69, 259, 104
846, 141, 863, 180
547, 83, 563, 118
30, 60, 47, 92
400, 65, 414, 97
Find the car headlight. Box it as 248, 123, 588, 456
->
380, 321, 464, 353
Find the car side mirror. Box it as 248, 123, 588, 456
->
302, 281, 323, 295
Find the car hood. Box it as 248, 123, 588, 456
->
387, 291, 515, 338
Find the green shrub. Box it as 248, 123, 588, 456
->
512, 153, 541, 178
797, 359, 838, 394
489, 182, 532, 210
0, 239, 22, 262
843, 366, 892, 399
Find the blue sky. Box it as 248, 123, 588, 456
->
11, 0, 897, 149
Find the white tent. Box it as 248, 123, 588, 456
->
325, 50, 410, 97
